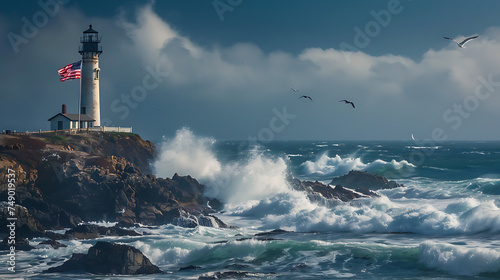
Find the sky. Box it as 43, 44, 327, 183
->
1, 0, 500, 141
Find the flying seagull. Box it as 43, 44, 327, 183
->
443, 35, 478, 48
299, 95, 313, 101
339, 99, 355, 108
290, 80, 300, 92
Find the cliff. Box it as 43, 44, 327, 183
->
0, 132, 225, 238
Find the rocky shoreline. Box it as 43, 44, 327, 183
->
0, 133, 227, 237
0, 132, 402, 275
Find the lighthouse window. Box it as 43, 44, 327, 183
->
95, 68, 100, 80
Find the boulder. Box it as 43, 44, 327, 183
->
62, 224, 141, 240
44, 241, 161, 275
172, 210, 229, 228
289, 179, 375, 203
0, 204, 45, 238
0, 236, 34, 251
330, 170, 402, 190
39, 239, 67, 249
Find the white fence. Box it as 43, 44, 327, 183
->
3, 127, 133, 135
88, 126, 133, 133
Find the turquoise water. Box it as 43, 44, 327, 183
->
4, 138, 500, 279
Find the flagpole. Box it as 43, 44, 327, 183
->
78, 60, 82, 131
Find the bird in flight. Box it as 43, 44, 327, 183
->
443, 35, 478, 48
299, 95, 313, 101
339, 99, 355, 108
290, 80, 300, 92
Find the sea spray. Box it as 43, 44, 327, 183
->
153, 128, 291, 205
153, 127, 221, 180
206, 152, 290, 205
419, 241, 500, 275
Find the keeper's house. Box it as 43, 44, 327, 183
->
48, 104, 95, 130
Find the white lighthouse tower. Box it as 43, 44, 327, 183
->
79, 25, 102, 127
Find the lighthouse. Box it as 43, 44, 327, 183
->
79, 25, 102, 127
49, 25, 131, 133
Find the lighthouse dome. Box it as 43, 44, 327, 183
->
83, 24, 98, 33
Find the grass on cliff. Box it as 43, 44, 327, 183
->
107, 132, 139, 138
40, 134, 69, 145
106, 132, 140, 144
39, 132, 138, 148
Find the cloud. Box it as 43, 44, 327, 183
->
2, 2, 500, 140
116, 3, 201, 64
117, 4, 500, 107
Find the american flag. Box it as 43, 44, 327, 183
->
58, 61, 81, 81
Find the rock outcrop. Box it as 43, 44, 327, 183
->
0, 204, 45, 238
330, 170, 402, 190
38, 239, 67, 249
44, 224, 142, 240
44, 241, 161, 275
0, 133, 225, 238
289, 178, 379, 205
288, 170, 401, 205
0, 236, 34, 251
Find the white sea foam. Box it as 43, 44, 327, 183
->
287, 154, 303, 157
300, 152, 416, 178
153, 130, 500, 235
132, 239, 195, 265
420, 241, 500, 275
231, 187, 500, 235
387, 178, 500, 199
406, 145, 441, 150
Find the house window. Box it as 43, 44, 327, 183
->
71, 121, 77, 129
57, 121, 63, 130
81, 107, 86, 114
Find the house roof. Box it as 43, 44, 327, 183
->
48, 113, 95, 122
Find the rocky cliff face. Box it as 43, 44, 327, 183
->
0, 132, 225, 237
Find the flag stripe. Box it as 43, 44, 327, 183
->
58, 61, 81, 81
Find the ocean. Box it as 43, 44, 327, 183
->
6, 129, 500, 279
